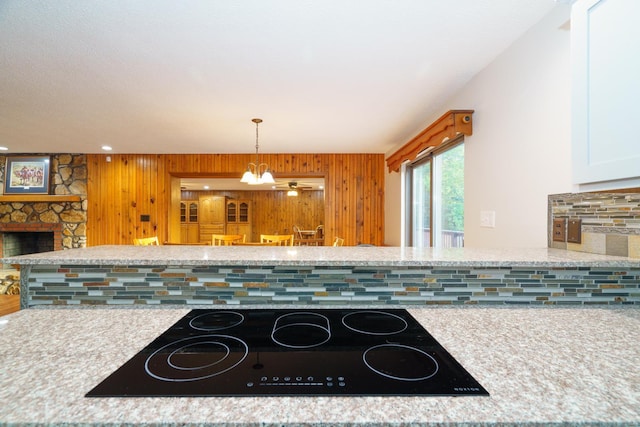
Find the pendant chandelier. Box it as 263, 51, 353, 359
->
240, 118, 275, 185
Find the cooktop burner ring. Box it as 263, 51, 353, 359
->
167, 342, 230, 371
341, 310, 409, 335
363, 343, 439, 382
271, 312, 331, 348
188, 311, 245, 331
144, 334, 248, 382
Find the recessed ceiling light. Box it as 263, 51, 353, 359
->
0, 146, 8, 151
203, 185, 210, 190
101, 145, 113, 151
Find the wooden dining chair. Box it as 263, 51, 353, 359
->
292, 225, 303, 240
211, 234, 246, 246
260, 234, 295, 246
332, 237, 344, 247
133, 236, 159, 246
315, 225, 324, 239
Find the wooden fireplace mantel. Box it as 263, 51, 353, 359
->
0, 195, 81, 203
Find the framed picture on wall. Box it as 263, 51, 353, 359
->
3, 156, 50, 194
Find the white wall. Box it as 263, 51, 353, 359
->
384, 5, 573, 248
384, 164, 403, 246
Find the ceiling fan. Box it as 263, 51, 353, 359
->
275, 181, 313, 197
275, 181, 313, 191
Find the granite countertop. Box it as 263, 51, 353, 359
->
1, 306, 639, 426
3, 245, 640, 267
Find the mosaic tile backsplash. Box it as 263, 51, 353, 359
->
549, 192, 640, 258
22, 263, 640, 307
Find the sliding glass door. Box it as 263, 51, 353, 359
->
410, 159, 431, 247
408, 140, 464, 248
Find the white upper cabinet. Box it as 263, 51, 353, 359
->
571, 0, 640, 189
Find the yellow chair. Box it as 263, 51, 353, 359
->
332, 237, 344, 247
133, 236, 159, 246
212, 234, 246, 246
260, 234, 295, 246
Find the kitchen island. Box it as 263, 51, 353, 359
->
5, 246, 640, 308
0, 305, 638, 426
1, 246, 639, 426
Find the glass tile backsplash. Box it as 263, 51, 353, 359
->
549, 192, 640, 258
23, 264, 640, 307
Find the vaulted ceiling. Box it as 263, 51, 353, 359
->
0, 0, 558, 154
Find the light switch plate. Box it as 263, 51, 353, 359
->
480, 210, 496, 228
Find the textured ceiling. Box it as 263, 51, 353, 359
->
0, 0, 559, 155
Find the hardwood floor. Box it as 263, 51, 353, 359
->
0, 295, 20, 316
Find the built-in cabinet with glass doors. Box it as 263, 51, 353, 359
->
226, 199, 252, 240
182, 196, 252, 244
179, 201, 199, 243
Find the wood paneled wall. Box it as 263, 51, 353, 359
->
86, 154, 385, 246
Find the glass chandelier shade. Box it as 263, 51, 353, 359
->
240, 118, 275, 185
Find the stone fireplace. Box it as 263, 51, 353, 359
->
0, 154, 88, 260
0, 154, 86, 301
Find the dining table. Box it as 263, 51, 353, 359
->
232, 241, 279, 246
296, 238, 324, 246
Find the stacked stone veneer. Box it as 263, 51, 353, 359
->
0, 154, 87, 250
549, 192, 640, 258
21, 263, 640, 307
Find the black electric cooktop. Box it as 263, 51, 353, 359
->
86, 309, 488, 397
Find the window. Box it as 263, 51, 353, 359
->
407, 139, 464, 247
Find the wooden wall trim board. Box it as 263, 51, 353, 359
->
86, 153, 385, 246
0, 195, 81, 203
